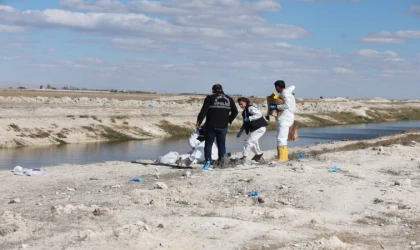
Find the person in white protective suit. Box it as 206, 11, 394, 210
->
236, 97, 268, 164
268, 80, 296, 162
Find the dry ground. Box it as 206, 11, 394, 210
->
1, 132, 420, 250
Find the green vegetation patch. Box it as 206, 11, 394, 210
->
100, 126, 133, 140
156, 120, 191, 137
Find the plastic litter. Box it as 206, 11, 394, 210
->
297, 153, 304, 161
129, 178, 143, 183
248, 191, 259, 197
89, 176, 98, 180
328, 166, 338, 172
148, 104, 153, 108
240, 158, 247, 164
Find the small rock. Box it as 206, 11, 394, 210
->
158, 224, 164, 228
35, 202, 43, 206
154, 182, 168, 189
394, 179, 411, 187
66, 187, 76, 191
8, 198, 21, 204
111, 185, 122, 188
19, 244, 30, 249
279, 185, 289, 193
257, 197, 264, 204
412, 241, 417, 245
93, 208, 104, 216
373, 198, 384, 204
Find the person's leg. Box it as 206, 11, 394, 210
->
204, 127, 216, 162
242, 132, 253, 157
252, 127, 266, 155
276, 115, 293, 162
215, 128, 227, 160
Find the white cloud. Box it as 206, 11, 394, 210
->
357, 49, 398, 58
334, 67, 354, 74
0, 24, 26, 33
0, 5, 309, 42
356, 30, 420, 44
59, 0, 281, 15
408, 5, 420, 17
80, 57, 102, 64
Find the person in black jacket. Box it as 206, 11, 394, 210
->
196, 84, 238, 170
236, 97, 268, 164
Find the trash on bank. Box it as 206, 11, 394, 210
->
328, 166, 338, 173
12, 166, 47, 176
297, 153, 304, 161
148, 104, 153, 108
129, 178, 143, 183
248, 191, 259, 197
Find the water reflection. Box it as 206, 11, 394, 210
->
1, 120, 419, 170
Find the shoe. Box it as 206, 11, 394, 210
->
202, 161, 211, 170
240, 158, 247, 164
251, 154, 263, 162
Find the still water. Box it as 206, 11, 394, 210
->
1, 120, 420, 170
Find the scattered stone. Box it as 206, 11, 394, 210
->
93, 208, 104, 216
279, 185, 289, 193
8, 198, 21, 204
394, 179, 411, 187
66, 187, 76, 191
19, 244, 30, 249
154, 182, 168, 189
158, 224, 164, 228
257, 197, 264, 204
111, 185, 122, 188
373, 198, 384, 204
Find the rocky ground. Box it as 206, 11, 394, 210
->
1, 131, 420, 250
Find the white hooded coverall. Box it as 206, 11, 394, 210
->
275, 85, 296, 146
242, 106, 266, 157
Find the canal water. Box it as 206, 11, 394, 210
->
1, 120, 420, 170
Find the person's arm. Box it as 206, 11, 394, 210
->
196, 96, 211, 128
277, 86, 295, 111
228, 97, 239, 124
247, 106, 262, 121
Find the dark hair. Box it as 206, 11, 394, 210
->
274, 80, 285, 89
237, 97, 250, 104
212, 84, 223, 92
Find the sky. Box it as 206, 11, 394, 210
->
0, 0, 419, 99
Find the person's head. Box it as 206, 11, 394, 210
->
274, 80, 286, 93
237, 97, 250, 109
212, 84, 224, 94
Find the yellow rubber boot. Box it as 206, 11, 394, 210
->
277, 146, 288, 162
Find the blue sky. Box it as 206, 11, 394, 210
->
0, 0, 419, 99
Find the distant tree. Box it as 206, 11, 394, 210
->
320, 96, 324, 99
40, 85, 43, 89
47, 84, 51, 89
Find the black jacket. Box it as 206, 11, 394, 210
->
241, 104, 268, 134
197, 91, 238, 129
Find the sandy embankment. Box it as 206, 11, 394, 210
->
1, 132, 420, 250
1, 89, 419, 148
